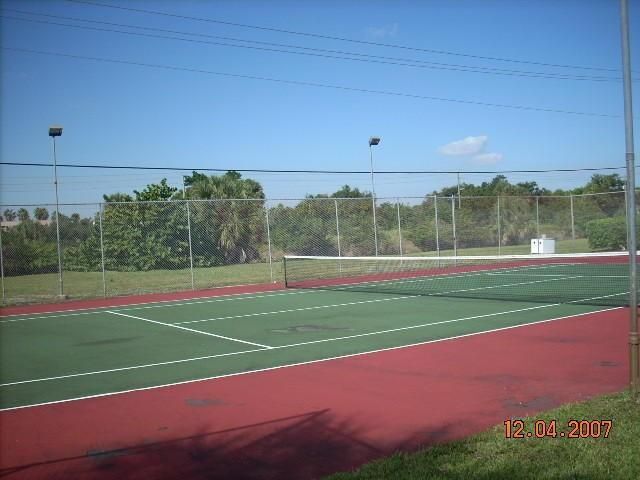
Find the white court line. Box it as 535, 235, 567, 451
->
0, 309, 104, 324
0, 291, 624, 389
0, 303, 623, 411
0, 347, 264, 387
487, 273, 572, 277
119, 289, 316, 312
177, 295, 415, 325
106, 311, 272, 349
0, 282, 289, 319
176, 275, 586, 325
279, 295, 625, 349
488, 273, 627, 278
0, 289, 316, 323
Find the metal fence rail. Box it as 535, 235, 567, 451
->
0, 191, 633, 305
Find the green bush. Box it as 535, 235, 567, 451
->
584, 216, 637, 250
2, 235, 58, 275
406, 220, 451, 252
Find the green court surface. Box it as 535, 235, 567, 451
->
0, 262, 627, 410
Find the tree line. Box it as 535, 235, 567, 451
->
0, 172, 631, 276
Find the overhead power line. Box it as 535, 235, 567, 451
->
0, 161, 629, 175
67, 0, 626, 74
1, 47, 620, 118
1, 10, 627, 83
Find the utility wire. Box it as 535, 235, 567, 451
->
67, 0, 626, 74
0, 161, 630, 175
1, 9, 626, 82
1, 47, 620, 118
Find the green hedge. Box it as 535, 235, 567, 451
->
584, 216, 637, 250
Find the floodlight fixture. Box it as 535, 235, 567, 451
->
369, 136, 380, 146
49, 126, 63, 137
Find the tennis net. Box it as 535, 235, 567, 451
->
283, 253, 636, 307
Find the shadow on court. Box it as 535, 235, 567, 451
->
1, 405, 615, 480
0, 409, 448, 480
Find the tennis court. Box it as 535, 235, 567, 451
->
0, 252, 630, 411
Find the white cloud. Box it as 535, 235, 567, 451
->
438, 136, 488, 156
366, 23, 398, 39
472, 153, 503, 164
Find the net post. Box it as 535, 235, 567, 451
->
98, 202, 107, 297
620, 0, 639, 398
185, 200, 195, 290
283, 256, 288, 288
396, 198, 403, 256
264, 204, 274, 283
0, 222, 5, 304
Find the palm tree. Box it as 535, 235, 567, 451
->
3, 209, 17, 221
17, 208, 30, 222
186, 171, 265, 264
34, 207, 49, 221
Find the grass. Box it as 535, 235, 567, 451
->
0, 238, 593, 306
326, 390, 640, 480
1, 262, 278, 305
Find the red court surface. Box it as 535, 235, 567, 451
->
0, 306, 628, 479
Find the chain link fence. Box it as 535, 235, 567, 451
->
0, 191, 633, 305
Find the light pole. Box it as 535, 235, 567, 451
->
49, 125, 64, 297
620, 0, 639, 397
369, 136, 381, 256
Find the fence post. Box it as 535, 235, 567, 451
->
451, 195, 457, 258
570, 194, 576, 240
334, 199, 342, 257
536, 196, 540, 238
264, 205, 274, 283
185, 200, 195, 290
434, 195, 440, 257
372, 195, 379, 256
624, 189, 629, 220
0, 223, 5, 303
54, 207, 64, 298
396, 198, 403, 256
497, 196, 501, 255
98, 203, 107, 297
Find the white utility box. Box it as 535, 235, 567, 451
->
531, 238, 556, 254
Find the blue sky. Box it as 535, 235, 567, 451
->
1, 0, 639, 209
